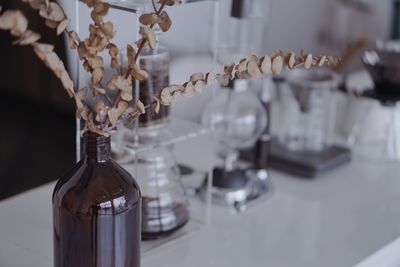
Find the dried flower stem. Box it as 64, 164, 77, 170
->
125, 1, 166, 78
112, 1, 167, 108
151, 0, 158, 13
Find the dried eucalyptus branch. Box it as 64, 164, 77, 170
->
0, 7, 74, 98
0, 0, 340, 137
154, 51, 341, 111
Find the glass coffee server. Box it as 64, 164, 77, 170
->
70, 0, 218, 254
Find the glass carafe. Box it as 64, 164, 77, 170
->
274, 69, 340, 152
120, 127, 190, 240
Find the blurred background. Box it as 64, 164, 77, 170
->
0, 0, 394, 200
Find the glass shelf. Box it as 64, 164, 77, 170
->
112, 117, 211, 159
78, 0, 217, 14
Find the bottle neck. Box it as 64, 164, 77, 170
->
82, 133, 111, 163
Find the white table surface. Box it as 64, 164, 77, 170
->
2, 69, 400, 266
2, 145, 400, 267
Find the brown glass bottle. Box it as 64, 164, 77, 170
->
53, 133, 141, 267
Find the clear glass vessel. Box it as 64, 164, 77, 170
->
135, 44, 171, 127
274, 68, 340, 152
119, 128, 190, 240
53, 133, 141, 267
215, 0, 271, 64
202, 79, 267, 157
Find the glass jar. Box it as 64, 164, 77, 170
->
135, 45, 170, 127
215, 0, 271, 64
53, 133, 141, 267
120, 37, 171, 129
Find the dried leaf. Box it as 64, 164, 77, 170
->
32, 45, 74, 97
99, 21, 114, 39
286, 53, 296, 69
57, 18, 68, 35
76, 87, 88, 108
77, 42, 90, 60
216, 74, 230, 87
327, 55, 340, 67
93, 85, 106, 95
86, 114, 107, 135
237, 59, 248, 73
67, 31, 80, 49
39, 2, 65, 22
272, 56, 283, 75
107, 43, 119, 57
318, 55, 326, 67
139, 13, 159, 25
271, 49, 284, 58
136, 100, 145, 114
158, 11, 171, 32
235, 71, 247, 80
159, 0, 182, 6
127, 44, 137, 68
124, 100, 146, 120
193, 80, 205, 94
247, 61, 261, 78
182, 82, 195, 97
107, 75, 133, 101
32, 42, 54, 53
160, 86, 178, 105
107, 43, 120, 69
45, 19, 57, 29
261, 55, 272, 75
90, 2, 110, 24
93, 1, 109, 17
304, 54, 313, 69
11, 11, 28, 36
24, 0, 46, 10
12, 30, 40, 45
132, 64, 148, 81
0, 10, 29, 37
0, 10, 18, 31
247, 54, 259, 64
59, 70, 74, 97
224, 64, 235, 80
91, 67, 104, 85
94, 101, 108, 123
152, 99, 161, 114
205, 72, 215, 85
171, 90, 182, 102
86, 56, 104, 69
108, 101, 128, 125
77, 104, 90, 121
190, 72, 204, 84
139, 26, 156, 49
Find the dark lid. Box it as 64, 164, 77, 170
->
231, 0, 252, 18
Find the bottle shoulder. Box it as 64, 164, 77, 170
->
53, 159, 141, 216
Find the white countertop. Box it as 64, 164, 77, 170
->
2, 69, 400, 266
2, 141, 400, 267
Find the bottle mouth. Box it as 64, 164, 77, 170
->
82, 132, 111, 161
83, 132, 110, 144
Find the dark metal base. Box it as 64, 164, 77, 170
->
271, 142, 352, 178
241, 140, 351, 178
199, 167, 271, 211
